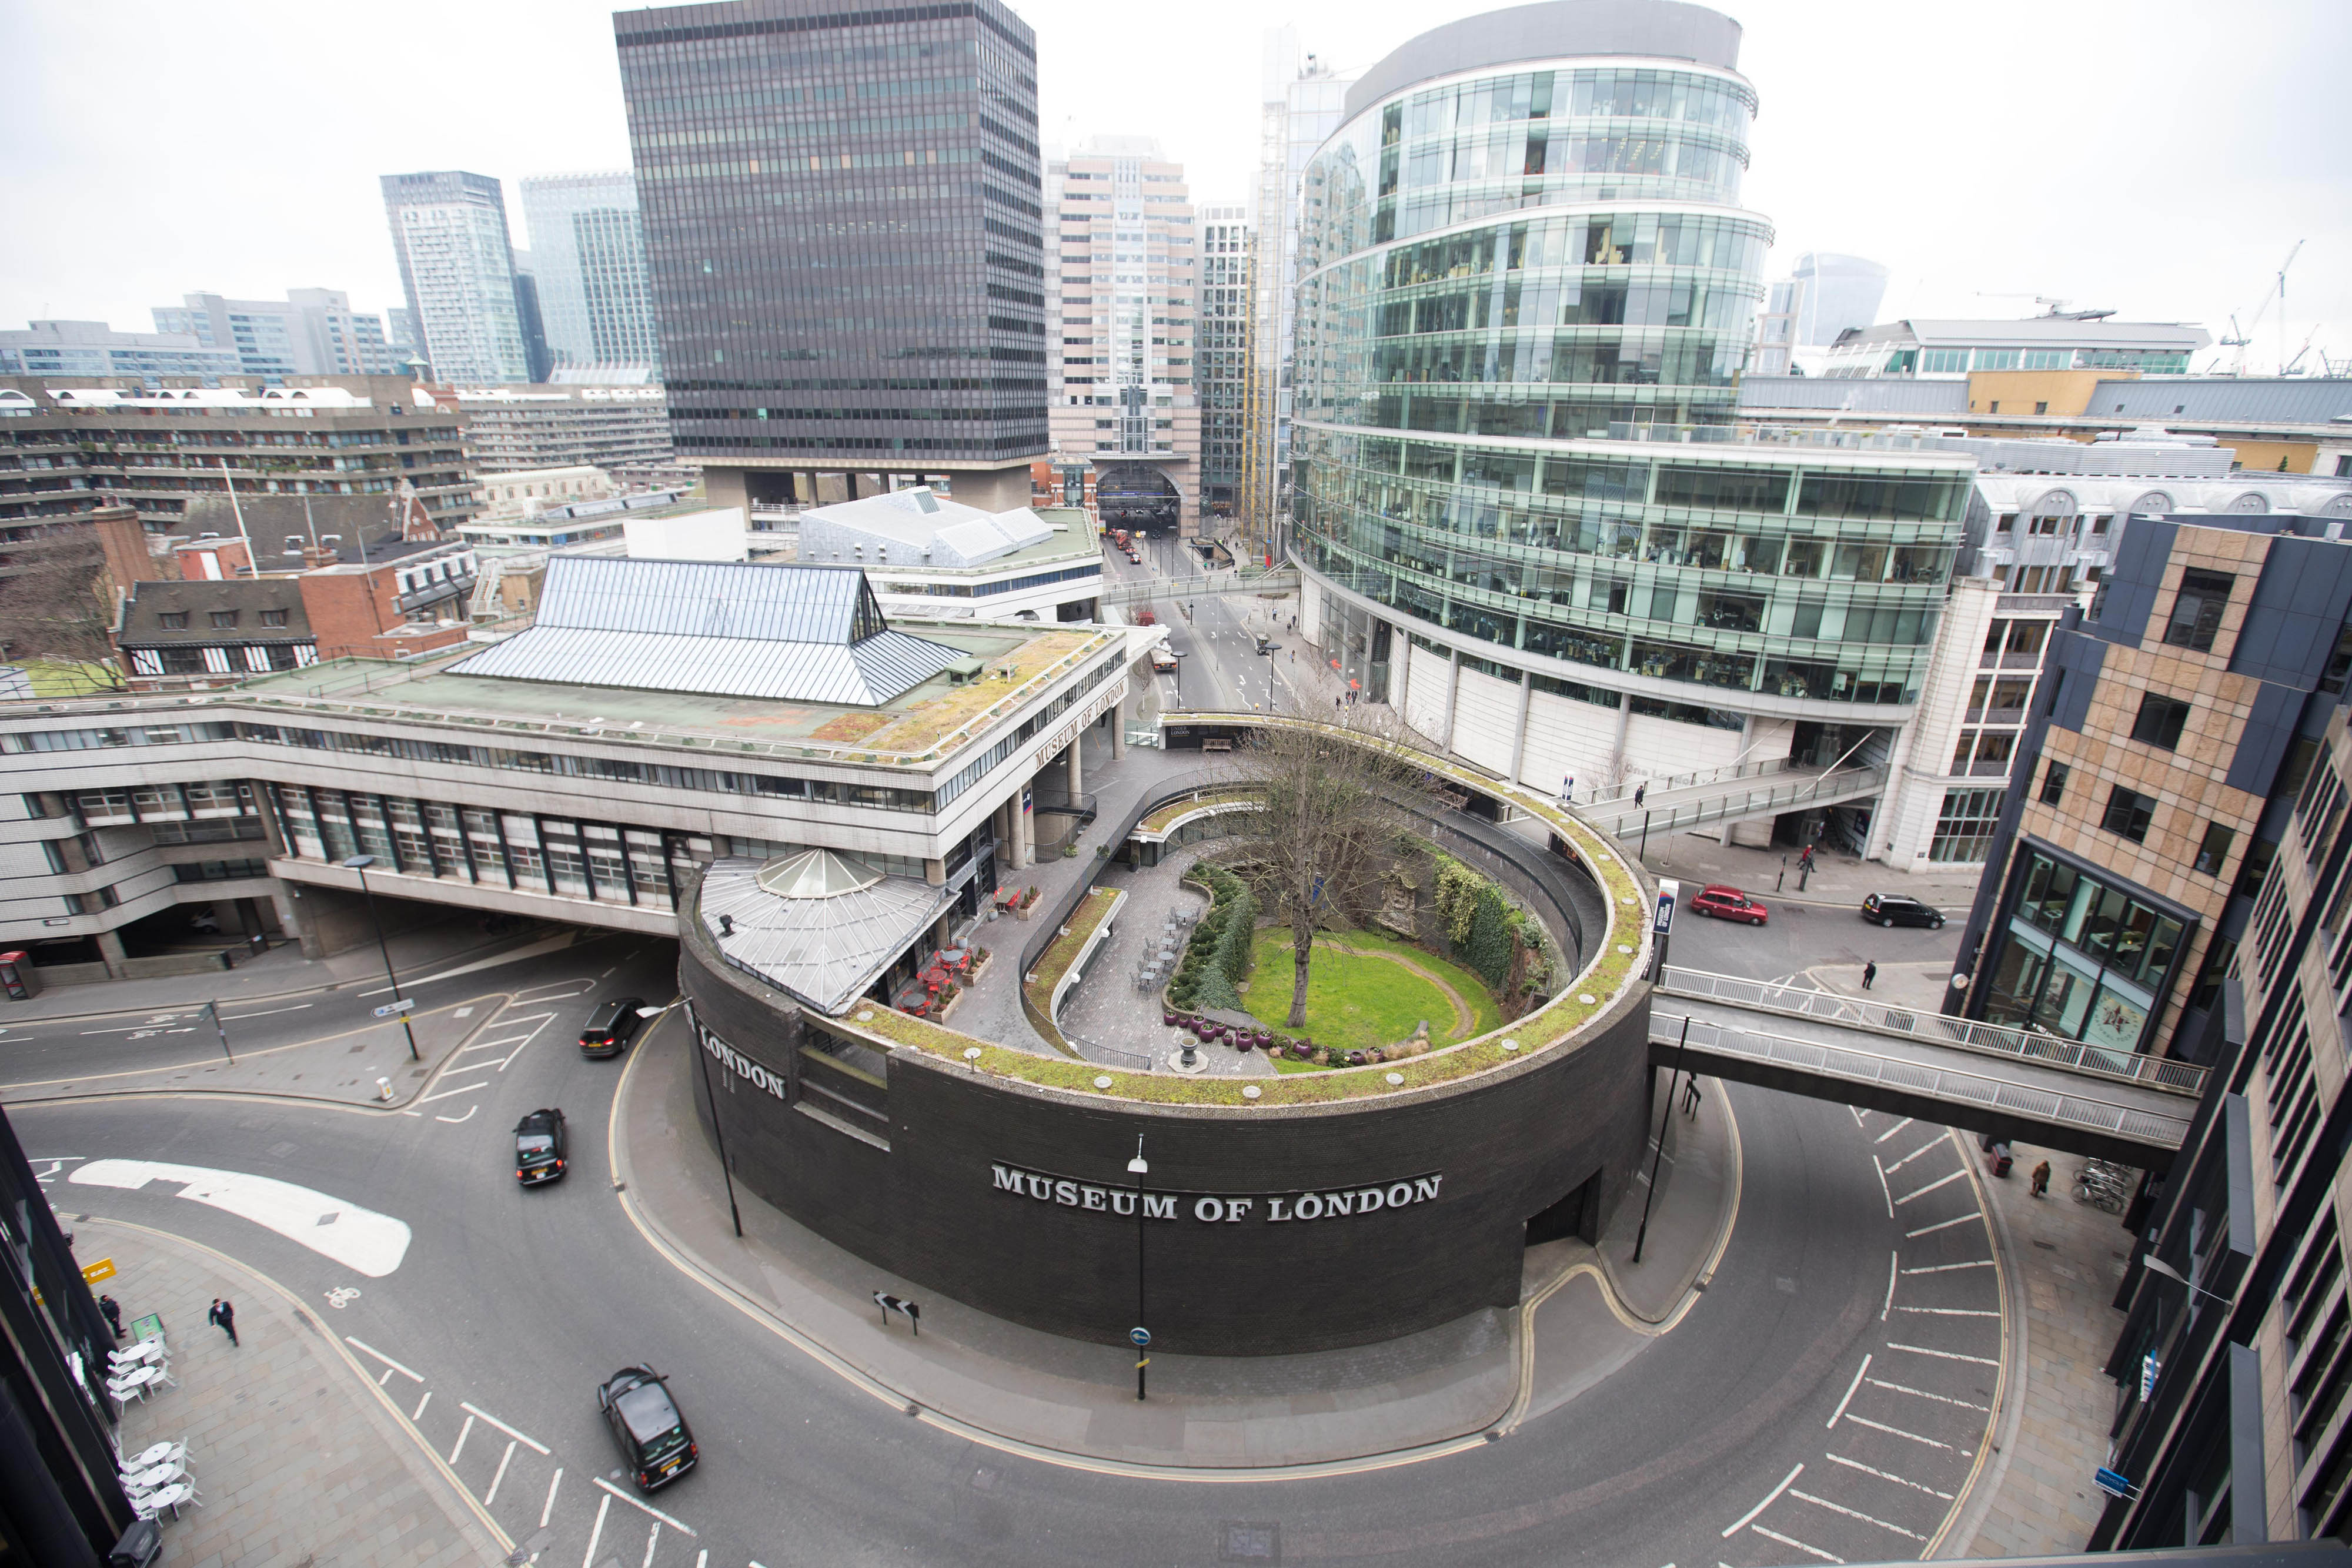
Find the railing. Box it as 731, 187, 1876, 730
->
1580, 754, 1800, 808
1581, 765, 1889, 840
1651, 1009, 2193, 1150
1656, 966, 2209, 1095
1095, 567, 1299, 609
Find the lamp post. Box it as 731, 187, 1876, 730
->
340, 855, 418, 1061
1128, 1136, 1149, 1402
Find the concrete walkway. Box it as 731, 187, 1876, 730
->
614, 1011, 1743, 1472
72, 1216, 507, 1567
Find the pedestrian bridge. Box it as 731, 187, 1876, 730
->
1097, 566, 1299, 610
1651, 967, 2203, 1166
1578, 757, 1889, 842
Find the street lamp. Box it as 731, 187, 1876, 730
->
1128, 1136, 1149, 1402
340, 855, 418, 1061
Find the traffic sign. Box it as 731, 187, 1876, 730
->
79, 1257, 115, 1285
373, 1000, 415, 1018
1653, 879, 1679, 935
1130, 1326, 1151, 1348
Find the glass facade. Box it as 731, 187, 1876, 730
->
1979, 848, 2192, 1054
1289, 25, 1969, 723
614, 0, 1048, 465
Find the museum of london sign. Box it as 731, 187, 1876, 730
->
990, 1162, 1442, 1225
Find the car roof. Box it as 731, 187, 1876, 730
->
515, 1108, 560, 1132
1699, 884, 1749, 898
1872, 894, 1930, 906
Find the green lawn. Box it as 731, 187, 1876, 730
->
1238, 926, 1502, 1054
14, 659, 121, 697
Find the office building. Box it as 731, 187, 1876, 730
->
0, 320, 240, 381
380, 170, 535, 384
1750, 252, 1887, 376
1823, 316, 2211, 380
151, 290, 400, 378
1047, 137, 1197, 533
1291, 0, 1976, 798
416, 380, 679, 485
519, 170, 662, 375
1247, 30, 1354, 534
512, 258, 554, 385
1198, 203, 1252, 517
613, 0, 1048, 516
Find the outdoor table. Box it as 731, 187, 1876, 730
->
142, 1480, 198, 1519
109, 1365, 161, 1399
110, 1339, 165, 1369
122, 1461, 182, 1493
125, 1441, 177, 1470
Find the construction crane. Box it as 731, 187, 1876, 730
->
2220, 239, 2304, 375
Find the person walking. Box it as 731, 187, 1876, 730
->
1633, 782, 1646, 808
208, 1298, 238, 1348
98, 1294, 123, 1340
2030, 1159, 2052, 1199
1862, 960, 1878, 991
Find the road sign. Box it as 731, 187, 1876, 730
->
1653, 879, 1679, 935
79, 1257, 115, 1284
1130, 1326, 1151, 1348
372, 1000, 415, 1018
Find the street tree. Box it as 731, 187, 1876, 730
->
1222, 708, 1442, 1028
0, 520, 123, 693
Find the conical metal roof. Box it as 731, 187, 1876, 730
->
754, 847, 884, 899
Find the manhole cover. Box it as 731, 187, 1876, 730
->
1219, 1522, 1280, 1562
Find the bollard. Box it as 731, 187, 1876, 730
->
375, 1076, 393, 1104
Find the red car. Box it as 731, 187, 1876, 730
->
1691, 884, 1769, 925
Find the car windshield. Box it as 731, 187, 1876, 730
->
616, 1382, 681, 1445
518, 1135, 555, 1156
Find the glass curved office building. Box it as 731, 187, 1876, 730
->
1291, 0, 1974, 801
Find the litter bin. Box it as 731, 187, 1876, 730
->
108, 1518, 163, 1567
0, 951, 39, 1001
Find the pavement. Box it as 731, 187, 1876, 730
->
72, 1215, 507, 1568
613, 1008, 1744, 1472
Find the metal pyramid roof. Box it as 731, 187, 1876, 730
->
700, 855, 951, 1016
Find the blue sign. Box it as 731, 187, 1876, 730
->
2140, 1353, 2159, 1400
1653, 879, 1679, 936
1130, 1326, 1151, 1348
2094, 1467, 2135, 1499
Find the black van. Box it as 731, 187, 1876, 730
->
579, 996, 647, 1058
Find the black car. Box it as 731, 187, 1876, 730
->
579, 997, 647, 1058
597, 1366, 697, 1492
514, 1108, 566, 1186
1862, 892, 1947, 930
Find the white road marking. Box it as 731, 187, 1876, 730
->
1870, 1155, 1893, 1219
592, 1476, 697, 1536
1750, 1524, 1843, 1563
484, 1439, 516, 1505
1842, 1413, 1953, 1450
454, 1007, 474, 1019
1883, 1139, 1944, 1174
581, 1492, 610, 1568
434, 1108, 478, 1125
541, 1467, 564, 1527
367, 931, 583, 992
79, 1022, 194, 1035
416, 1079, 491, 1105
493, 1018, 553, 1072
72, 1159, 411, 1276
448, 1413, 476, 1466
514, 979, 595, 1004
696, 1554, 707, 1568
1723, 1463, 1804, 1536
1826, 1452, 1953, 1499
1790, 1488, 1925, 1541
1870, 1377, 1990, 1412
639, 1523, 660, 1567
218, 1004, 313, 1022
1882, 1251, 1897, 1320
411, 1390, 432, 1421
402, 1110, 423, 1118
1905, 1212, 1983, 1239
1847, 1105, 1867, 1128
1872, 1117, 1913, 1144
377, 1368, 394, 1385
1896, 1305, 2000, 1318
1903, 1259, 1994, 1273
1887, 1341, 1999, 1366
1827, 1354, 1871, 1429
460, 1400, 550, 1455
1895, 1168, 1967, 1205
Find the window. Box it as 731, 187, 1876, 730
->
2041, 760, 2070, 805
2196, 823, 2237, 877
2103, 784, 2157, 844
259, 608, 288, 628
1929, 787, 2004, 863
2164, 568, 2235, 653
157, 611, 189, 628
2132, 693, 2191, 750
209, 610, 238, 629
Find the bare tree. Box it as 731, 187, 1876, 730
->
0, 522, 123, 691
1223, 709, 1444, 1028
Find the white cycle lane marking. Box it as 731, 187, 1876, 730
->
69, 1159, 411, 1276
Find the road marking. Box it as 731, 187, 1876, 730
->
639, 1523, 660, 1567
1870, 1377, 1990, 1412
484, 1439, 516, 1505
79, 1023, 196, 1035
366, 931, 585, 993
402, 1110, 423, 1118
218, 1004, 313, 1022
1903, 1259, 1994, 1273
540, 1467, 563, 1528
1883, 1139, 1943, 1174
1887, 1342, 2000, 1367
493, 1017, 554, 1072
1896, 1306, 2000, 1318
448, 1412, 476, 1466
581, 1492, 610, 1568
435, 1108, 478, 1125
1790, 1488, 1925, 1541
454, 1007, 474, 1018
343, 1337, 420, 1379
71, 1159, 410, 1276
411, 1390, 431, 1420
592, 1476, 697, 1535
1827, 1353, 1871, 1429
460, 1400, 550, 1455
1723, 1462, 1803, 1536
1842, 1413, 1953, 1450
1882, 1252, 1897, 1321
1847, 1105, 1867, 1128
378, 1367, 395, 1386
1905, 1212, 1983, 1239
1827, 1452, 1953, 1499
416, 1079, 491, 1105
1895, 1168, 1967, 1205
1750, 1524, 1843, 1563
1872, 1117, 1913, 1144
1870, 1155, 1893, 1219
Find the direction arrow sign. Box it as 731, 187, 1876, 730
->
373, 1000, 415, 1019
1130, 1326, 1151, 1348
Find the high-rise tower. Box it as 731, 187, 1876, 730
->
380, 171, 534, 385
519, 172, 662, 375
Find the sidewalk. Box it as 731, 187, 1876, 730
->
614, 1014, 1742, 1470
1809, 965, 2131, 1557
74, 1216, 507, 1567
1638, 831, 1987, 910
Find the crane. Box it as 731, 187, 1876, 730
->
2223, 239, 2304, 375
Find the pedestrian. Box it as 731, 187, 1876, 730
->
2030, 1159, 2052, 1199
1862, 960, 1878, 991
1335, 697, 1342, 711
98, 1293, 123, 1340
1633, 782, 1646, 808
208, 1298, 238, 1348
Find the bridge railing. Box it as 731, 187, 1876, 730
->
1582, 765, 1888, 838
1652, 1009, 2193, 1150
1658, 966, 2209, 1096
1581, 755, 1803, 808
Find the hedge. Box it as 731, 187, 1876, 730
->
1167, 862, 1254, 1012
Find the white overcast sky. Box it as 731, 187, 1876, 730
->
4, 0, 2346, 373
